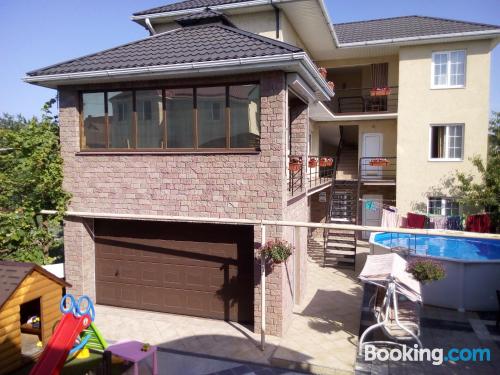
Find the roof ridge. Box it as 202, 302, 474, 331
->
333, 15, 500, 29
27, 28, 183, 76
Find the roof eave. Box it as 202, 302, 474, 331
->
24, 53, 334, 100
337, 29, 500, 48
131, 0, 298, 21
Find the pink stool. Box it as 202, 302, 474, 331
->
106, 340, 158, 375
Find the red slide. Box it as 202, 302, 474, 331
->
29, 313, 91, 375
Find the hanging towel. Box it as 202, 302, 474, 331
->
465, 214, 491, 233
406, 213, 427, 229
429, 216, 447, 230
446, 216, 463, 231
381, 209, 399, 228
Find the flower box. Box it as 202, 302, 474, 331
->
370, 87, 392, 96
289, 157, 302, 172
319, 157, 329, 167
318, 67, 328, 79
369, 158, 390, 167
308, 158, 318, 168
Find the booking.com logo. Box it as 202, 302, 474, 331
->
364, 344, 491, 366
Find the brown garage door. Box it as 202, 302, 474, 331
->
95, 220, 254, 323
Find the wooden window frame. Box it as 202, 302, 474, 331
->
79, 82, 260, 153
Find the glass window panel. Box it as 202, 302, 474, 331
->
230, 85, 260, 148
447, 125, 463, 159
428, 198, 442, 215
166, 88, 194, 148
445, 200, 460, 216
136, 90, 164, 148
197, 86, 226, 148
108, 91, 133, 148
82, 92, 106, 149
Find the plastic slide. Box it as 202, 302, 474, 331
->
29, 295, 95, 375
80, 322, 108, 353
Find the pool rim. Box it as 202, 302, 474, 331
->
369, 231, 500, 264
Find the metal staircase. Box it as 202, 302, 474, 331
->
323, 130, 358, 269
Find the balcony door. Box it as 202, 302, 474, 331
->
362, 133, 383, 179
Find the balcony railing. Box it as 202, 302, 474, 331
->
359, 157, 397, 182
288, 155, 336, 195
326, 86, 398, 114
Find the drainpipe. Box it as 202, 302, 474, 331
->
145, 18, 156, 35
271, 0, 280, 40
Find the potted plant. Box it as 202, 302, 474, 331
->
308, 157, 318, 168
318, 67, 328, 79
407, 259, 446, 284
288, 157, 302, 172
261, 239, 293, 264
369, 158, 390, 167
326, 157, 334, 167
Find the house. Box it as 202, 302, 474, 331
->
24, 0, 500, 336
0, 261, 69, 375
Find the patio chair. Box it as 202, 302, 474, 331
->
358, 254, 423, 354
359, 280, 422, 353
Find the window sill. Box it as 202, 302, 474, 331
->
430, 85, 465, 90
76, 149, 261, 156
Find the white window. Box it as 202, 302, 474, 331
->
428, 197, 460, 216
429, 124, 464, 160
431, 50, 466, 88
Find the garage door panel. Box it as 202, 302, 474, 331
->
95, 220, 253, 323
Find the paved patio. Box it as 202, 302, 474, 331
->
356, 285, 500, 374
94, 257, 365, 374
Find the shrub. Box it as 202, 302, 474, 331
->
407, 259, 446, 284
261, 239, 293, 263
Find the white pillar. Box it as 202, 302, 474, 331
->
260, 223, 266, 351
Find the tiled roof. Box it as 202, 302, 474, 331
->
0, 261, 69, 310
27, 24, 302, 77
133, 0, 252, 16
333, 16, 500, 44
175, 8, 235, 27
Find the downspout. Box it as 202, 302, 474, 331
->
145, 18, 156, 35
271, 0, 280, 40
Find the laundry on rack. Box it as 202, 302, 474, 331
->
381, 208, 400, 228
465, 214, 491, 233
406, 212, 427, 229
429, 216, 447, 230
446, 216, 463, 231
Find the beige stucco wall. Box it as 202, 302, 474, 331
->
358, 120, 397, 159
396, 40, 492, 214
309, 121, 320, 155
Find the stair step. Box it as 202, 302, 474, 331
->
326, 244, 356, 250
324, 256, 355, 263
327, 237, 356, 243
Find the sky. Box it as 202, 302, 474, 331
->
0, 0, 499, 118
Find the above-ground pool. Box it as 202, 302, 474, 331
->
372, 232, 500, 261
370, 232, 500, 312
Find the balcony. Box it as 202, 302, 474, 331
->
359, 157, 397, 184
288, 155, 336, 195
326, 86, 398, 115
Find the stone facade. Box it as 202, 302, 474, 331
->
59, 71, 309, 336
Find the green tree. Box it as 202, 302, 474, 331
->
451, 111, 500, 232
0, 99, 70, 264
